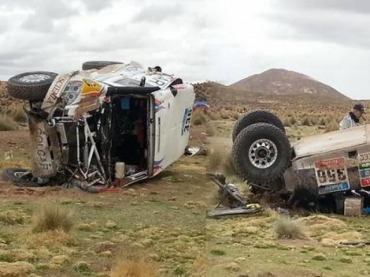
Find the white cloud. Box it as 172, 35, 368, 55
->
1, 0, 370, 99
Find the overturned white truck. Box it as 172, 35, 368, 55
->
3, 61, 195, 192
232, 110, 370, 212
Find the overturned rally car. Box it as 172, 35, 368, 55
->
232, 110, 370, 212
3, 61, 195, 192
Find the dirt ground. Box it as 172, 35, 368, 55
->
0, 124, 370, 277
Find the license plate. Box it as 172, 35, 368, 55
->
318, 182, 350, 194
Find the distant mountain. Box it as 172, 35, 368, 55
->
230, 68, 350, 100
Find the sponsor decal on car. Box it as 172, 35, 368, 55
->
358, 152, 370, 187
181, 107, 192, 135
81, 79, 103, 97
42, 72, 75, 113
314, 157, 350, 194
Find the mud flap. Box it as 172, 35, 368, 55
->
28, 114, 60, 178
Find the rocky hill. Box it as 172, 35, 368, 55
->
193, 81, 353, 110
230, 68, 349, 100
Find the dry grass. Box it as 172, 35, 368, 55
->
219, 111, 230, 120
283, 118, 292, 127
5, 104, 28, 123
26, 230, 76, 248
207, 149, 223, 171
32, 202, 74, 233
325, 121, 339, 133
0, 116, 18, 131
209, 111, 221, 120
301, 117, 312, 126
273, 217, 306, 239
221, 153, 238, 176
192, 112, 208, 126
207, 149, 238, 177
0, 210, 26, 225
189, 254, 207, 277
205, 122, 217, 136
111, 258, 159, 277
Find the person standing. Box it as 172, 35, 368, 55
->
339, 103, 366, 130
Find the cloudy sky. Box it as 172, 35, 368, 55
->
1, 0, 369, 99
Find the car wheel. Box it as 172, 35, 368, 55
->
82, 61, 123, 70
232, 110, 285, 142
232, 123, 291, 184
7, 71, 58, 101
2, 168, 49, 187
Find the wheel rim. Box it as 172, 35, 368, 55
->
248, 139, 278, 169
19, 74, 51, 83
14, 171, 31, 179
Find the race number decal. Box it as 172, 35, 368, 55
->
358, 152, 370, 187
314, 157, 350, 194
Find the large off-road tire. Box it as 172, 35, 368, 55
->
7, 71, 58, 101
232, 123, 291, 184
82, 61, 123, 70
232, 110, 285, 142
2, 168, 49, 187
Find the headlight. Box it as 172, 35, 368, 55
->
63, 81, 82, 106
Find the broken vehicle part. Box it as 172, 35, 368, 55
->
207, 173, 262, 218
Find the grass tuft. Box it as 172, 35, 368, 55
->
32, 202, 74, 233
273, 217, 306, 239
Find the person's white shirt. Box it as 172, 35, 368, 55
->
339, 114, 360, 130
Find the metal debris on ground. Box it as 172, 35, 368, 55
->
184, 144, 207, 156
206, 173, 262, 218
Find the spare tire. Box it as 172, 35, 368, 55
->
232, 110, 285, 142
2, 168, 49, 187
232, 123, 291, 184
82, 61, 123, 70
7, 71, 58, 101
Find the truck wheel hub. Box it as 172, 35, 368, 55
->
249, 139, 278, 169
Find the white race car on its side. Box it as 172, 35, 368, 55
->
3, 61, 195, 192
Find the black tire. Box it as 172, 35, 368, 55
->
232, 123, 291, 184
232, 110, 285, 142
2, 168, 48, 187
7, 71, 58, 101
82, 61, 123, 70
